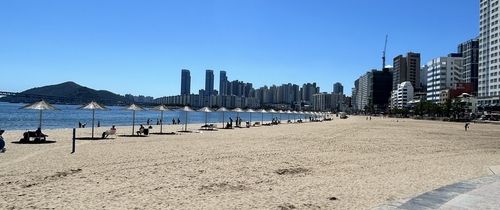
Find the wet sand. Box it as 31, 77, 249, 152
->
1, 116, 499, 209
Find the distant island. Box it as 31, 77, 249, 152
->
0, 81, 133, 105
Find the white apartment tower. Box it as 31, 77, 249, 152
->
426, 56, 464, 103
391, 81, 414, 109
479, 0, 500, 105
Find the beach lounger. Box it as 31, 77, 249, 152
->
102, 129, 117, 139
201, 124, 217, 130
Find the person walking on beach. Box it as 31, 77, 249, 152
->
465, 122, 470, 131
177, 118, 180, 124
0, 130, 6, 153
172, 118, 175, 125
147, 118, 150, 125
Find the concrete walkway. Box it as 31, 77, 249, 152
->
374, 168, 500, 210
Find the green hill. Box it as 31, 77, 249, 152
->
0, 81, 130, 105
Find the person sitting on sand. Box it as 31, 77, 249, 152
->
35, 127, 45, 137
137, 125, 145, 135
102, 125, 116, 139
0, 130, 6, 153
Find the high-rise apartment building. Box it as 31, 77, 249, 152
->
205, 70, 214, 96
479, 0, 500, 105
180, 69, 191, 95
333, 82, 344, 94
355, 69, 392, 112
426, 56, 464, 103
392, 52, 421, 91
390, 81, 414, 109
301, 83, 318, 102
458, 38, 479, 95
219, 71, 228, 96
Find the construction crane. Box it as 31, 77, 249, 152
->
382, 35, 388, 69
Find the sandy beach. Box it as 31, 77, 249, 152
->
1, 116, 499, 209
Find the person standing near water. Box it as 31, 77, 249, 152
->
0, 130, 6, 153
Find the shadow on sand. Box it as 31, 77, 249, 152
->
149, 132, 177, 135
12, 140, 57, 144
75, 137, 114, 140
118, 135, 149, 138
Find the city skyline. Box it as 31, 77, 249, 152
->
0, 0, 478, 97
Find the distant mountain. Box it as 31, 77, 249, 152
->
0, 81, 131, 105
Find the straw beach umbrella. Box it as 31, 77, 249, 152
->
268, 109, 277, 121
232, 108, 244, 127
197, 107, 212, 128
151, 104, 170, 133
232, 108, 244, 119
21, 100, 58, 130
179, 106, 194, 132
299, 111, 305, 121
125, 104, 145, 135
79, 101, 107, 139
286, 110, 293, 122
216, 107, 229, 128
278, 110, 284, 121
257, 109, 267, 124
292, 111, 298, 122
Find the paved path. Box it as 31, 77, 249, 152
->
374, 172, 500, 209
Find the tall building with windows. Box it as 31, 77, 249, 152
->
479, 0, 500, 105
333, 82, 344, 94
390, 81, 414, 109
205, 70, 214, 96
219, 71, 228, 96
426, 56, 464, 103
458, 38, 479, 95
180, 69, 191, 95
392, 52, 421, 91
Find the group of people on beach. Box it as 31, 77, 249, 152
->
171, 118, 181, 125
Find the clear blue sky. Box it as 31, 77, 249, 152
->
0, 0, 478, 97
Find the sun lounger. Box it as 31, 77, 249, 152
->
102, 129, 117, 139
201, 124, 217, 130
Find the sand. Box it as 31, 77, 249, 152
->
1, 116, 500, 209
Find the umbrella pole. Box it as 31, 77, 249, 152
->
39, 110, 42, 129
222, 112, 225, 128
92, 109, 95, 139
132, 110, 136, 135
249, 113, 252, 125
160, 111, 164, 133
184, 111, 188, 131
261, 113, 264, 125
205, 112, 208, 129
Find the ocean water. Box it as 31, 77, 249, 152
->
0, 102, 305, 130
